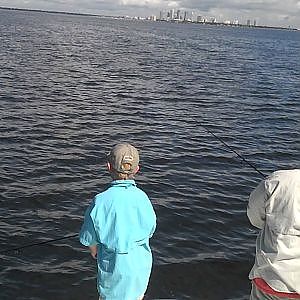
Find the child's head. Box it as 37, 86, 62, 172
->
107, 143, 140, 180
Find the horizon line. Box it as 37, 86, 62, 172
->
0, 6, 298, 31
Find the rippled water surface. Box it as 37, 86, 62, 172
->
0, 8, 299, 300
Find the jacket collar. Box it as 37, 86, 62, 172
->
110, 180, 136, 188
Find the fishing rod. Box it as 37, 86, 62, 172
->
1, 122, 265, 255
0, 233, 78, 255
197, 121, 266, 179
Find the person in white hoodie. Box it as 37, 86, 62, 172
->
247, 169, 300, 300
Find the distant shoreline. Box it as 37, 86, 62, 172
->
0, 6, 100, 18
157, 19, 298, 31
0, 6, 298, 31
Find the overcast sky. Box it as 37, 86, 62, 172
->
1, 0, 300, 28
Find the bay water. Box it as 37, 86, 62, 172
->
0, 8, 299, 299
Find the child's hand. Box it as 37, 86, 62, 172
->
89, 245, 97, 259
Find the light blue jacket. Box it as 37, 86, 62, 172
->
79, 180, 156, 300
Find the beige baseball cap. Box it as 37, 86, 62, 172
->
107, 143, 139, 174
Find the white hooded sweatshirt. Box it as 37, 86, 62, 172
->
247, 169, 300, 294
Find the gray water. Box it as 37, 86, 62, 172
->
0, 8, 299, 299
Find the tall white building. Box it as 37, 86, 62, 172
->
191, 11, 195, 22
170, 9, 175, 20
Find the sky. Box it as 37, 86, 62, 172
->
0, 0, 300, 28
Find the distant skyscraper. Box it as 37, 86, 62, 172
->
159, 11, 163, 20
191, 11, 195, 22
170, 9, 175, 20
247, 19, 251, 26
253, 20, 257, 26
184, 11, 187, 21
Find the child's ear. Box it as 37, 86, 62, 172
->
107, 162, 112, 171
135, 165, 140, 174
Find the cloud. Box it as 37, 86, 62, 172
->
119, 0, 162, 5
1, 0, 300, 27
118, 0, 180, 9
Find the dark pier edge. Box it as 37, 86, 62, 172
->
146, 259, 253, 299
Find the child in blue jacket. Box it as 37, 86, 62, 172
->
79, 143, 156, 300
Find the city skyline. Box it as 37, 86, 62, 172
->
155, 9, 257, 27
0, 0, 300, 29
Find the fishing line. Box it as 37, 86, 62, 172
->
0, 233, 78, 255
197, 122, 266, 179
